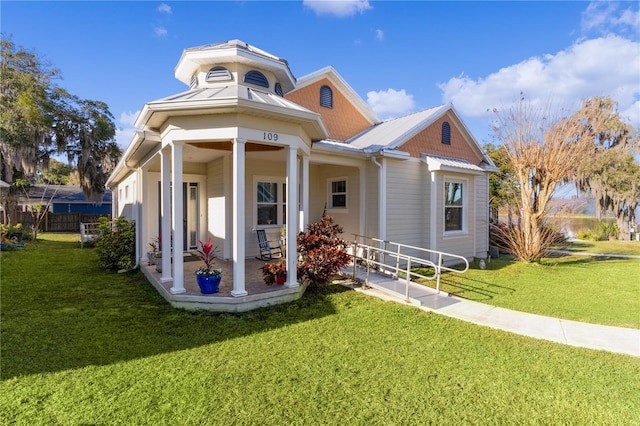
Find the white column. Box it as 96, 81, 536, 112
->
160, 148, 172, 283
285, 146, 299, 288
300, 155, 309, 232
170, 142, 185, 294
232, 138, 247, 297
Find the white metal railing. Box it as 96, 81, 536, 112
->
350, 234, 469, 299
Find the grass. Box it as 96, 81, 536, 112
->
411, 241, 640, 328
1, 234, 640, 424
561, 239, 640, 256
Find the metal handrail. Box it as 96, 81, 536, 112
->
350, 234, 469, 298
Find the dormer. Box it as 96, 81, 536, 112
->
175, 39, 296, 97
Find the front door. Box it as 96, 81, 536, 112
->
158, 182, 199, 251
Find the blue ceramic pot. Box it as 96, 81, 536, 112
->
196, 274, 221, 294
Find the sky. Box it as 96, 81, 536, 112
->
3, 1, 639, 151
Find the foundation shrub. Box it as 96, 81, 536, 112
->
95, 216, 136, 270
296, 216, 351, 288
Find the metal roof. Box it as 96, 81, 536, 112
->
346, 105, 447, 151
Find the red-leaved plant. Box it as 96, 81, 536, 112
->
195, 237, 220, 276
296, 216, 351, 288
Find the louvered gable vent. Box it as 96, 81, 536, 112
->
244, 70, 269, 88
206, 66, 232, 82
320, 85, 333, 108
442, 122, 451, 145
190, 74, 198, 89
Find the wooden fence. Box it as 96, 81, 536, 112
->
13, 212, 110, 232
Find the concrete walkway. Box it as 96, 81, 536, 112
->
346, 266, 640, 357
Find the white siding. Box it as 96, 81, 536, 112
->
385, 159, 428, 255
474, 174, 490, 258
432, 171, 477, 265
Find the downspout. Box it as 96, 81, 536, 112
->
117, 163, 141, 273
370, 155, 386, 241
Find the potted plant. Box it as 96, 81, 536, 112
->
194, 237, 221, 294
261, 259, 287, 285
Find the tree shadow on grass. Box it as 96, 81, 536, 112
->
434, 275, 516, 302
1, 266, 344, 379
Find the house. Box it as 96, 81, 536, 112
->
106, 40, 497, 308
18, 185, 112, 215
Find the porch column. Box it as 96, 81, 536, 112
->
160, 147, 172, 283
232, 138, 247, 297
300, 155, 309, 232
285, 146, 299, 288
170, 142, 185, 294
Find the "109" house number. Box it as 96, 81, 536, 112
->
263, 132, 279, 141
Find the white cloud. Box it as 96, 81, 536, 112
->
581, 1, 640, 36
119, 111, 139, 127
375, 29, 384, 40
157, 3, 172, 14
116, 111, 140, 150
154, 26, 168, 38
303, 0, 372, 18
438, 35, 640, 129
366, 88, 415, 119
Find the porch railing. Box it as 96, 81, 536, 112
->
349, 234, 469, 300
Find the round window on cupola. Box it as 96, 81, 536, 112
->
244, 70, 269, 88
275, 82, 283, 97
206, 66, 232, 82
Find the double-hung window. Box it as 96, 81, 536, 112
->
328, 178, 347, 209
444, 181, 464, 232
256, 179, 286, 227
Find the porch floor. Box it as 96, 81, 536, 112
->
141, 256, 306, 312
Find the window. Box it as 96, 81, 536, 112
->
206, 66, 232, 82
328, 178, 347, 208
444, 181, 463, 232
442, 121, 451, 145
274, 82, 283, 97
320, 85, 333, 108
244, 70, 269, 88
256, 180, 286, 226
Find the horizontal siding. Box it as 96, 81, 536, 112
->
385, 159, 427, 250
474, 175, 490, 258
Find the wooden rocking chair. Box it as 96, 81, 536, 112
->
255, 229, 283, 260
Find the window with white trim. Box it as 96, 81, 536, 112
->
328, 178, 347, 209
256, 179, 286, 227
444, 181, 464, 232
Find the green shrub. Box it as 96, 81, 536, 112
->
95, 217, 136, 270
578, 220, 618, 241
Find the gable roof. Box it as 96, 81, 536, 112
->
292, 66, 380, 126
347, 105, 446, 151
342, 103, 496, 168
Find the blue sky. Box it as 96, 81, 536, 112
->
3, 1, 639, 149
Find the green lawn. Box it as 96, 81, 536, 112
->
562, 239, 640, 256
1, 234, 639, 424
413, 242, 640, 328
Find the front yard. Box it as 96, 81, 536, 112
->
1, 234, 639, 424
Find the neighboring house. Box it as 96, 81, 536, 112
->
106, 39, 497, 297
18, 185, 112, 214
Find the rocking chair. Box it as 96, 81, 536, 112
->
255, 229, 283, 261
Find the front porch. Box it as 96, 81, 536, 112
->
141, 257, 307, 312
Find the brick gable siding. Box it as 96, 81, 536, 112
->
399, 114, 482, 164
285, 78, 372, 141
